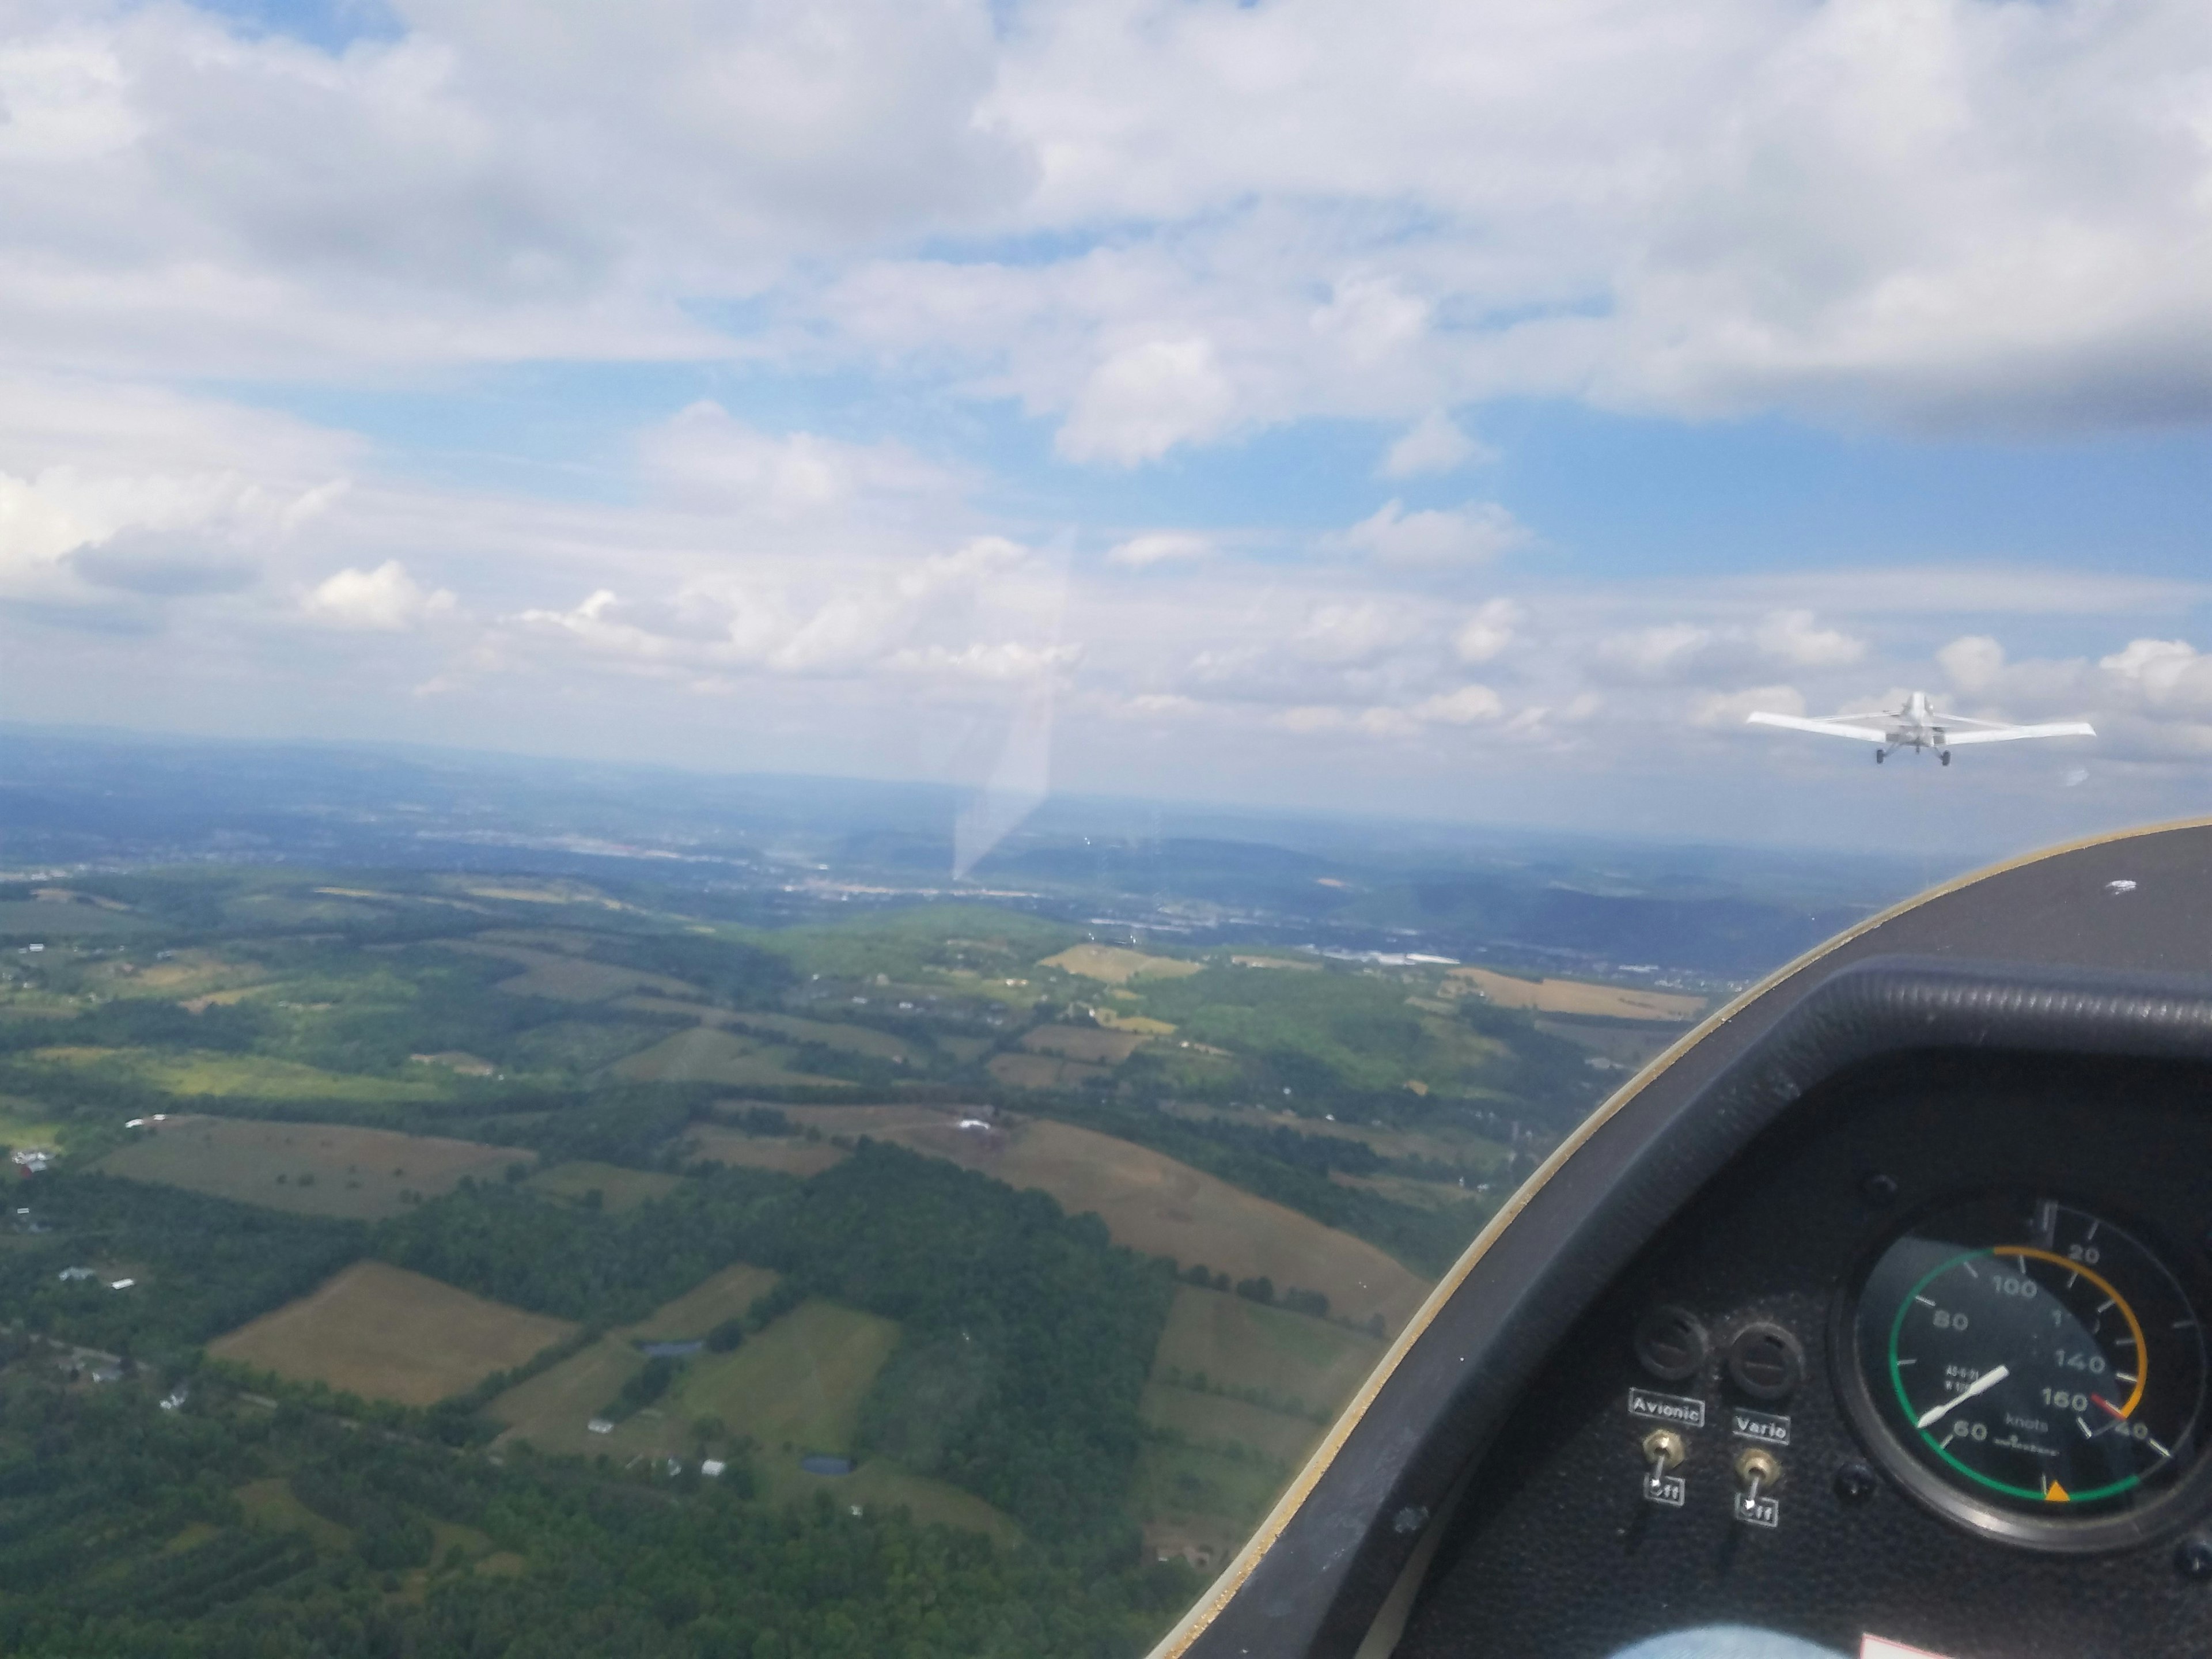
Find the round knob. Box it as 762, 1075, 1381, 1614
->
1726, 1321, 1804, 1402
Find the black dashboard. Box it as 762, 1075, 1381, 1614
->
1155, 822, 2212, 1659
1398, 1050, 2212, 1657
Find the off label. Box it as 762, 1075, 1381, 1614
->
1734, 1492, 1780, 1528
1642, 1472, 1685, 1508
1730, 1407, 1790, 1446
1627, 1387, 1706, 1429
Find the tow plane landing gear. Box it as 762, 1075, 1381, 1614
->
1940, 749, 1952, 767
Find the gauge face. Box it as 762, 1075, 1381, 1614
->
1846, 1194, 2210, 1546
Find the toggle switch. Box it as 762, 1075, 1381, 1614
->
1643, 1429, 1687, 1475
1641, 1429, 1688, 1508
1732, 1446, 1782, 1528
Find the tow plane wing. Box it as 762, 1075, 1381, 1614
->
1745, 713, 1887, 742
1941, 721, 2097, 745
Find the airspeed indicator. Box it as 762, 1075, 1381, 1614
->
1844, 1194, 2209, 1546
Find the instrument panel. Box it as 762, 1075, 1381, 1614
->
1392, 1050, 2212, 1659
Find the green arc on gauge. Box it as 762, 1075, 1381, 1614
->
1887, 1246, 2139, 1505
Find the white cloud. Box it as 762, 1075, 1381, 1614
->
301, 561, 456, 630
1596, 622, 1717, 682
1754, 608, 1865, 669
1106, 531, 1213, 569
1452, 598, 1522, 664
1340, 499, 1530, 566
1291, 601, 1405, 666
1057, 337, 1237, 464
2101, 638, 2212, 715
0, 456, 344, 601
1596, 608, 1861, 682
1696, 683, 1804, 726
1412, 684, 1505, 725
1938, 634, 2007, 695
641, 403, 955, 518
1381, 410, 1491, 478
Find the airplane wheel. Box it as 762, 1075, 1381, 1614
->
1875, 751, 1884, 765
1941, 752, 1952, 767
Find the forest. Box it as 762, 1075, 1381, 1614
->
0, 1370, 1194, 1658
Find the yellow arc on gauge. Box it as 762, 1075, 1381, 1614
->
1998, 1246, 2149, 1419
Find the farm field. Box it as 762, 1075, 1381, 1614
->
487, 1294, 1013, 1537
682, 1125, 848, 1178
1132, 1438, 1290, 1573
835, 1111, 1433, 1332
100, 1115, 531, 1219
608, 1027, 840, 1088
1018, 1024, 1149, 1065
628, 1262, 783, 1338
1157, 1100, 1509, 1173
1444, 966, 1706, 1022
987, 1051, 1109, 1090
0, 900, 150, 937
677, 1299, 897, 1459
1141, 1381, 1320, 1465
1331, 1170, 1492, 1211
1534, 1016, 1686, 1071
31, 1047, 449, 1103
441, 939, 699, 1002
1150, 1283, 1387, 1412
1039, 944, 1203, 984
0, 1101, 62, 1149
525, 1159, 684, 1213
616, 995, 912, 1060
211, 1262, 577, 1406
487, 1262, 786, 1455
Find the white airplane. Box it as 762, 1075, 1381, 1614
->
1747, 691, 2094, 766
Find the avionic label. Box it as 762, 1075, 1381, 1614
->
1627, 1387, 1706, 1429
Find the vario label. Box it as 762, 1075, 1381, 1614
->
1627, 1387, 1706, 1429
1730, 1407, 1791, 1446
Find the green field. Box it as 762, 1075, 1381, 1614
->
625, 1262, 783, 1336
442, 940, 700, 1003
524, 1159, 684, 1214
0, 901, 151, 937
100, 1115, 531, 1219
838, 1112, 1433, 1333
609, 1025, 840, 1087
485, 1293, 1009, 1534
682, 1124, 848, 1178
1150, 1283, 1385, 1408
30, 1046, 453, 1103
1039, 945, 1203, 985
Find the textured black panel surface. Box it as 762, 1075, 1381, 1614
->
1395, 1051, 2212, 1659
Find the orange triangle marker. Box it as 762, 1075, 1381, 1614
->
2045, 1480, 2070, 1503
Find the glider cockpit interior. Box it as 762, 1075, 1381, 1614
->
1151, 821, 2212, 1659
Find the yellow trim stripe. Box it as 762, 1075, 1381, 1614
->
1146, 813, 2212, 1659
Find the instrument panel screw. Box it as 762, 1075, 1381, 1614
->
2176, 1536, 2212, 1582
1833, 1460, 1878, 1504
1860, 1173, 1899, 1207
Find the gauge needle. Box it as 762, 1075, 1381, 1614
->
1916, 1365, 2011, 1430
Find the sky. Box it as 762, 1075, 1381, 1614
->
1, 0, 2210, 858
